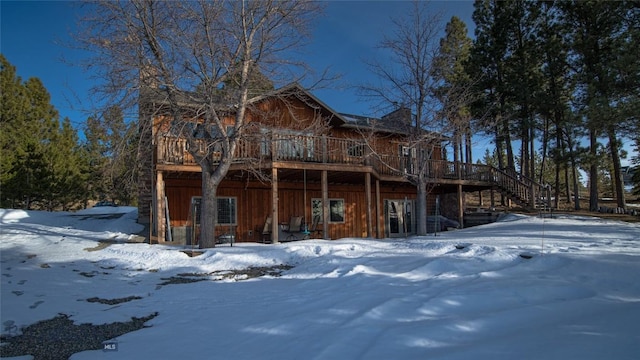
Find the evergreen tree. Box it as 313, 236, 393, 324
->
469, 0, 516, 174
433, 16, 474, 165
631, 133, 640, 196
103, 106, 138, 205
82, 115, 110, 203
536, 2, 582, 209
1, 55, 29, 199
82, 106, 138, 205
559, 0, 638, 210
1, 55, 86, 209
49, 117, 86, 210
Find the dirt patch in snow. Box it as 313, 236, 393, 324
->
159, 264, 294, 286
0, 313, 157, 360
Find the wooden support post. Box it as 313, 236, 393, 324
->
365, 173, 372, 238
376, 179, 381, 239
457, 183, 464, 229
271, 167, 279, 244
322, 170, 329, 240
156, 171, 165, 243
490, 187, 495, 208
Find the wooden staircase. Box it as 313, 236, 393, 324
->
489, 167, 552, 211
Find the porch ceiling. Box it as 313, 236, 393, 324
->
161, 168, 381, 186
160, 168, 494, 193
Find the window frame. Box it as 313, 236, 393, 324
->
216, 196, 237, 226
311, 198, 345, 224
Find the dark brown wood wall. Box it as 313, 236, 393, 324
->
163, 176, 424, 242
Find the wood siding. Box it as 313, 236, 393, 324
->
163, 175, 423, 243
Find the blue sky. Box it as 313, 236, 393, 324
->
1, 0, 476, 129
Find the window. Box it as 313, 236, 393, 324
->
311, 199, 322, 220
330, 199, 344, 222
311, 198, 344, 223
217, 197, 237, 225
189, 196, 236, 225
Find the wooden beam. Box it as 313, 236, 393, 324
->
271, 167, 279, 244
490, 187, 495, 208
376, 179, 381, 239
365, 172, 372, 238
156, 164, 201, 173
322, 170, 329, 240
156, 171, 165, 243
272, 161, 374, 173
457, 183, 464, 229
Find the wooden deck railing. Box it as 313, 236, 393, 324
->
157, 134, 550, 209
158, 134, 368, 166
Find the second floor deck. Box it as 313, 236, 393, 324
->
156, 133, 486, 181
156, 134, 551, 210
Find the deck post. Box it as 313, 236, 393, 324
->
457, 183, 464, 229
322, 170, 329, 239
365, 172, 372, 238
376, 179, 381, 239
156, 171, 165, 243
271, 167, 279, 244
490, 187, 495, 208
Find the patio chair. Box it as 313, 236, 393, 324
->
261, 216, 272, 243
305, 214, 322, 239
283, 216, 303, 241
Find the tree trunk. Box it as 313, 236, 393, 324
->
554, 156, 561, 209
503, 117, 515, 171
564, 131, 580, 210
416, 178, 428, 236
607, 126, 626, 209
521, 124, 529, 178
453, 129, 460, 164
562, 147, 571, 205
589, 130, 598, 212
495, 124, 506, 206
465, 125, 472, 164
530, 125, 535, 182
199, 169, 219, 249
563, 161, 570, 205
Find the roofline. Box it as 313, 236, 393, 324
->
248, 83, 348, 126
339, 112, 449, 140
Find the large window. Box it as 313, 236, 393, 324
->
189, 196, 237, 226
311, 198, 345, 223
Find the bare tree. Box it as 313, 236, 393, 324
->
359, 1, 474, 235
78, 0, 323, 247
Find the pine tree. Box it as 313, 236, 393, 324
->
433, 16, 474, 165
469, 0, 516, 173
1, 55, 86, 209
82, 115, 109, 203
81, 106, 138, 205
50, 118, 86, 210
559, 0, 638, 210
1, 55, 29, 207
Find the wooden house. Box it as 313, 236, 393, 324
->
137, 83, 549, 245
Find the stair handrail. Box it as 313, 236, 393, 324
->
489, 166, 551, 210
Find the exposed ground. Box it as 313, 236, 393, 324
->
0, 264, 293, 360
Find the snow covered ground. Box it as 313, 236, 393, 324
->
1, 207, 639, 359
